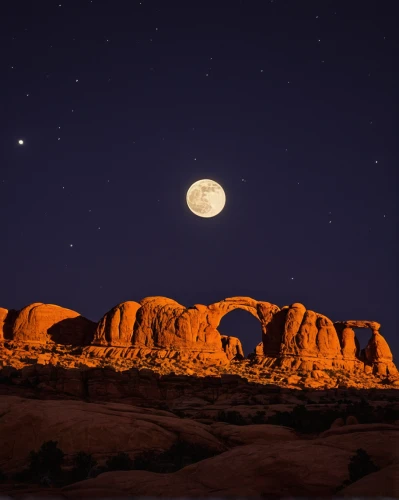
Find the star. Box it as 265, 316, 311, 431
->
18, 139, 24, 145
69, 244, 73, 247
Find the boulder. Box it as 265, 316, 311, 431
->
94, 301, 141, 346
0, 307, 18, 341
345, 415, 359, 426
330, 417, 345, 429
364, 331, 397, 375
220, 335, 244, 360
12, 303, 96, 345
0, 308, 8, 341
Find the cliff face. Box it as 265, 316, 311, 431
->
0, 296, 397, 378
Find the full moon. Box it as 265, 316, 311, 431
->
186, 179, 226, 218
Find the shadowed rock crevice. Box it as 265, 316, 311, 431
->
0, 308, 19, 341
48, 317, 96, 346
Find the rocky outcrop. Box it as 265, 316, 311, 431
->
0, 396, 227, 474
62, 425, 399, 498
1, 296, 397, 377
364, 331, 397, 375
1, 396, 398, 498
11, 303, 96, 345
94, 301, 141, 346
0, 308, 18, 341
221, 335, 244, 360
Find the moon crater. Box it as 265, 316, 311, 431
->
186, 179, 226, 218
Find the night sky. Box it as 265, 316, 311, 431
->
2, 1, 397, 359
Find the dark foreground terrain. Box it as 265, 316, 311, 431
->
0, 364, 398, 499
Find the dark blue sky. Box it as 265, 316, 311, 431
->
1, 1, 397, 359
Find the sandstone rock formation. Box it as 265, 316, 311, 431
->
1, 395, 398, 498
0, 296, 397, 378
61, 423, 399, 498
0, 307, 18, 342
0, 396, 226, 474
10, 303, 96, 345
94, 301, 141, 347
220, 335, 244, 360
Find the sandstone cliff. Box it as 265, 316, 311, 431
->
0, 296, 397, 380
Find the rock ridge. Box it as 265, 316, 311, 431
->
0, 296, 397, 378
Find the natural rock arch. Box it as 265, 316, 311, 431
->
218, 308, 264, 357
334, 320, 396, 375
4, 295, 396, 376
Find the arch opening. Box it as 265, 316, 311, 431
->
353, 328, 371, 358
218, 308, 262, 357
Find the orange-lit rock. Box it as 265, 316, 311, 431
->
0, 308, 8, 341
94, 301, 141, 346
0, 296, 397, 378
221, 335, 244, 360
12, 303, 96, 345
364, 331, 398, 375
0, 308, 18, 342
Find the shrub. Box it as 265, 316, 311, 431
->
266, 405, 341, 434
347, 448, 380, 483
0, 469, 7, 483
133, 439, 218, 473
69, 452, 97, 482
105, 452, 133, 471
216, 410, 246, 425
251, 411, 267, 424
173, 409, 187, 418
14, 440, 65, 486
336, 448, 380, 492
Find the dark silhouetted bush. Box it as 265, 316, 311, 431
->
69, 451, 97, 482
172, 409, 186, 418
105, 452, 133, 471
336, 448, 380, 492
133, 438, 218, 473
347, 448, 380, 483
251, 410, 267, 424
266, 405, 340, 434
14, 440, 64, 486
0, 469, 7, 483
216, 410, 246, 425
